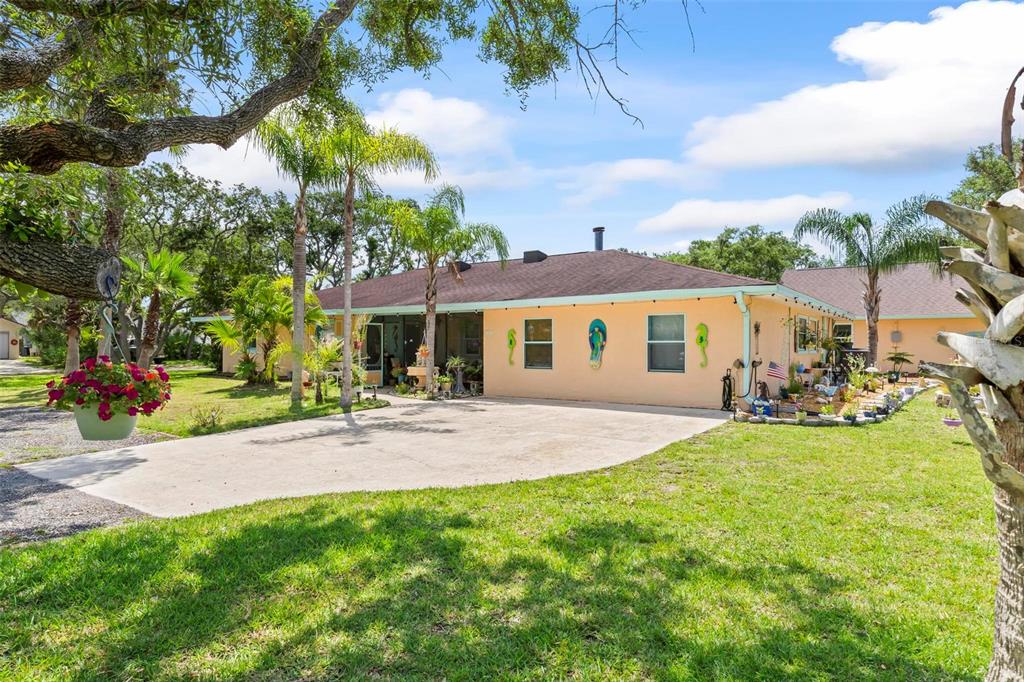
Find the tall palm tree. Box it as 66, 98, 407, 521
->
793, 195, 942, 365
124, 248, 194, 368
332, 118, 437, 409
393, 185, 509, 394
253, 104, 341, 407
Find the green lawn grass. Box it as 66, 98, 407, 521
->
0, 398, 996, 680
0, 369, 387, 437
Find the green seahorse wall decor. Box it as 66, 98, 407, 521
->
696, 322, 709, 367
507, 328, 517, 365
588, 319, 608, 369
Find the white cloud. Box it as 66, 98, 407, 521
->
177, 88, 521, 194
636, 192, 853, 233
366, 88, 512, 158
557, 158, 710, 208
177, 141, 288, 193
685, 0, 1024, 169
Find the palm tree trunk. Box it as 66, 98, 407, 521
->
988, 418, 1024, 681
424, 264, 437, 394
340, 172, 356, 410
63, 298, 82, 373
863, 269, 881, 366
290, 182, 308, 408
137, 290, 161, 368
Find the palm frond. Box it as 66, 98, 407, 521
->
794, 208, 867, 265
205, 317, 243, 354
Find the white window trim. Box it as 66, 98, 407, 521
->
647, 313, 686, 373
794, 315, 818, 354
832, 322, 852, 344
524, 318, 554, 370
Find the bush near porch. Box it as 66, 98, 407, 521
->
0, 369, 386, 437
0, 398, 994, 679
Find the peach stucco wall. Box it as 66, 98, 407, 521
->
747, 297, 838, 393
483, 297, 742, 409
851, 316, 984, 371
482, 295, 834, 409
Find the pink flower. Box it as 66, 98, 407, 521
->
99, 355, 110, 363
47, 389, 64, 402
127, 406, 138, 416
84, 357, 96, 371
68, 370, 87, 383
124, 386, 139, 400
46, 380, 55, 389
157, 368, 170, 382
75, 398, 85, 405
98, 402, 112, 421
130, 368, 145, 382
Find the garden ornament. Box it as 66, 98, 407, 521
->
696, 322, 709, 367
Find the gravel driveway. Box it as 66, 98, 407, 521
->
0, 406, 171, 466
0, 406, 166, 544
1, 468, 147, 545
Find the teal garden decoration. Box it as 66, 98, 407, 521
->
588, 319, 607, 369
696, 322, 709, 367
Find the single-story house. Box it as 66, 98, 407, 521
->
781, 263, 984, 372
0, 317, 29, 359
274, 238, 850, 410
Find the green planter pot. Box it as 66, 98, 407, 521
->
74, 404, 137, 441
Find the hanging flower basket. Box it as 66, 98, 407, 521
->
47, 357, 172, 441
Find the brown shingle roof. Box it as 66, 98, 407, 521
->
781, 263, 969, 318
317, 250, 768, 310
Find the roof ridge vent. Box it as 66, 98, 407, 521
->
523, 250, 547, 263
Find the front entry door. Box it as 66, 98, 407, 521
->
363, 323, 384, 386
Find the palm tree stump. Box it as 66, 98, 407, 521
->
923, 189, 1024, 680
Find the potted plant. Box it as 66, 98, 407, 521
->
416, 343, 430, 365
391, 366, 406, 385
795, 409, 808, 423
47, 356, 172, 440
842, 406, 859, 424
819, 404, 835, 420
886, 350, 914, 381
943, 412, 963, 427
438, 373, 453, 394
446, 355, 467, 394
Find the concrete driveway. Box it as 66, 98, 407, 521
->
19, 397, 728, 517
0, 359, 53, 376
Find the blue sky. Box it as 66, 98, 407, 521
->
179, 0, 1024, 259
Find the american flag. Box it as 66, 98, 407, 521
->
766, 360, 787, 381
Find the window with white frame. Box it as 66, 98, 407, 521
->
831, 323, 852, 345
794, 315, 819, 353
647, 314, 686, 372
524, 319, 553, 369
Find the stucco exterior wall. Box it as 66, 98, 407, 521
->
483, 297, 749, 409
221, 326, 295, 377
747, 297, 838, 393
851, 316, 984, 371
0, 318, 26, 359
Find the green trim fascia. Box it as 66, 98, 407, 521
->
322, 284, 852, 319
841, 313, 977, 321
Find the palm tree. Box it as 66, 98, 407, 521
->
793, 195, 942, 365
124, 248, 194, 368
205, 275, 323, 385
331, 118, 437, 409
253, 104, 342, 407
393, 185, 509, 394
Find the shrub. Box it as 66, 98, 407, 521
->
188, 404, 224, 432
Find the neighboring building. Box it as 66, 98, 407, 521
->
781, 263, 984, 371
295, 242, 849, 410
0, 317, 28, 359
